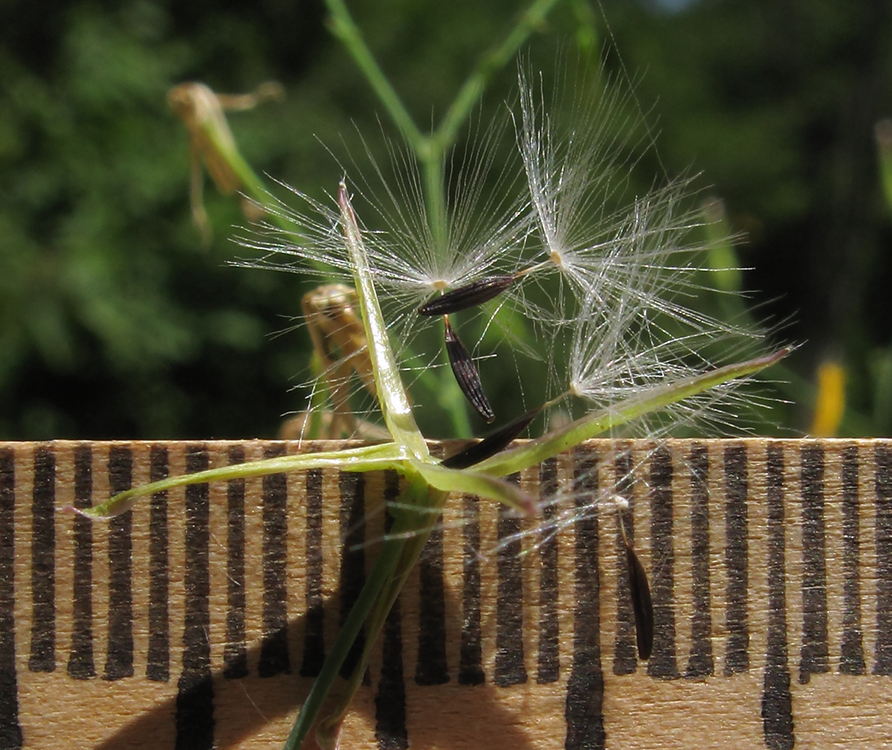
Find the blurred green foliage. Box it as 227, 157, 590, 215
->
1, 0, 891, 439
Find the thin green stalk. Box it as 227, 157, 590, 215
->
72, 442, 406, 519
339, 182, 429, 459
203, 124, 266, 201
420, 159, 471, 437
420, 150, 448, 270
280, 487, 418, 750
285, 472, 451, 750
324, 0, 426, 152
322, 0, 566, 438
305, 351, 332, 439
471, 348, 791, 477
435, 0, 564, 148
315, 482, 449, 748
196, 119, 335, 276
435, 351, 474, 437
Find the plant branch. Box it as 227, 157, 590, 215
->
435, 0, 563, 149
323, 0, 425, 151
471, 348, 791, 476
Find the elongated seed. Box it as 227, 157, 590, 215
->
625, 541, 654, 660
418, 275, 517, 316
441, 407, 540, 469
444, 317, 495, 422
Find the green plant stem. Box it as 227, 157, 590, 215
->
435, 0, 562, 149
284, 473, 449, 750
876, 120, 892, 218
322, 0, 564, 438
200, 120, 333, 276
281, 480, 424, 750
420, 152, 449, 265
324, 0, 425, 150
471, 348, 791, 477
339, 182, 429, 459
315, 481, 449, 748
72, 442, 406, 518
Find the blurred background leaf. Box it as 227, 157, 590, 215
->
1, 0, 890, 439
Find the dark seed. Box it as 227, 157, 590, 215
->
441, 407, 540, 469
418, 275, 517, 316
625, 541, 654, 661
444, 318, 495, 422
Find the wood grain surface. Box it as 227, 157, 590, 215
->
1, 439, 890, 749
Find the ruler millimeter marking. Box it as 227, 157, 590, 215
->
3, 439, 892, 749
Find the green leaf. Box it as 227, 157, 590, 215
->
411, 458, 535, 515
338, 181, 429, 460
470, 348, 790, 477
68, 441, 405, 518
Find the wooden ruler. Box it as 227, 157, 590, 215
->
2, 438, 891, 749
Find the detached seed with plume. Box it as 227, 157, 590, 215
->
444, 317, 495, 423
418, 275, 518, 316
620, 526, 654, 661
441, 407, 540, 469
